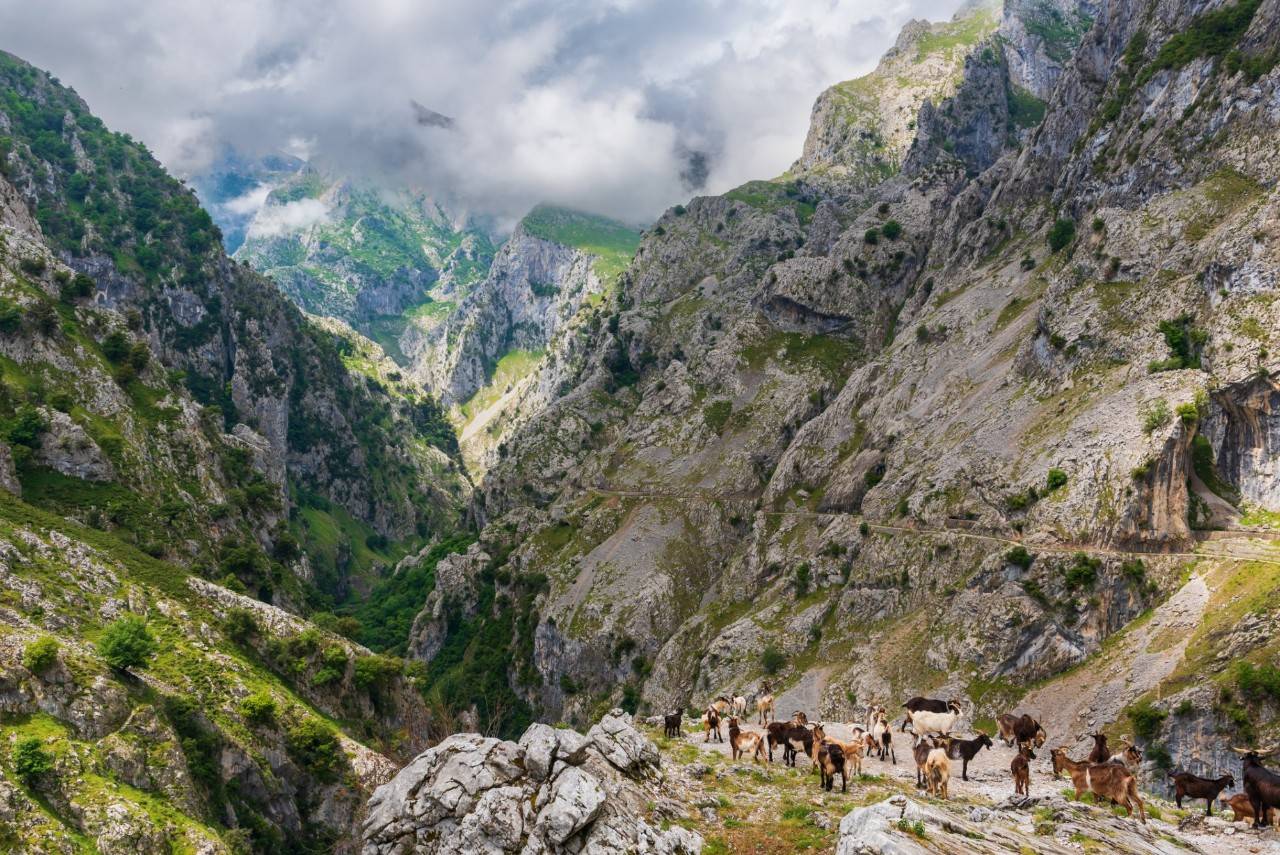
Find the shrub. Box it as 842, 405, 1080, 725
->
97, 614, 156, 670
101, 330, 130, 363
1091, 216, 1105, 232
559, 674, 579, 695
1064, 552, 1100, 589
12, 736, 53, 785
761, 644, 785, 675
239, 691, 277, 727
1146, 742, 1173, 770
859, 521, 870, 536
287, 719, 343, 782
1047, 218, 1076, 252
1174, 699, 1195, 717
1141, 398, 1171, 433
881, 220, 903, 240
1176, 402, 1199, 424
353, 654, 401, 691
1005, 546, 1034, 570
1236, 661, 1280, 702
793, 563, 811, 598
22, 636, 59, 673
223, 607, 258, 644
620, 682, 641, 715
1046, 468, 1068, 491
1128, 699, 1168, 740
864, 228, 880, 244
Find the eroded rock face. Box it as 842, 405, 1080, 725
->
361, 711, 702, 855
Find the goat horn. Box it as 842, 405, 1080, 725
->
1230, 746, 1256, 754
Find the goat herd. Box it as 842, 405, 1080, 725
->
660, 685, 1280, 831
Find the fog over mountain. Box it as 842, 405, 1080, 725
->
0, 0, 961, 225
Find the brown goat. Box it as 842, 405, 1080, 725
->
727, 717, 764, 763
924, 740, 951, 800
1220, 792, 1280, 824
1055, 752, 1146, 823
703, 706, 722, 743
1169, 771, 1234, 816
1011, 743, 1035, 796
1087, 733, 1109, 764
818, 742, 846, 792
812, 724, 864, 778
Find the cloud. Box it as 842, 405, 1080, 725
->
0, 0, 965, 225
245, 197, 330, 238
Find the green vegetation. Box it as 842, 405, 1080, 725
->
1008, 87, 1047, 129
1023, 2, 1093, 62
286, 718, 344, 782
1141, 398, 1172, 433
1006, 546, 1035, 569
1047, 218, 1076, 252
1235, 661, 1280, 702
1142, 0, 1265, 84
460, 348, 544, 423
1150, 315, 1207, 372
1046, 468, 1068, 491
881, 220, 903, 240
703, 400, 733, 434
12, 736, 53, 785
913, 4, 998, 60
761, 644, 785, 675
1128, 699, 1168, 740
21, 636, 59, 673
96, 614, 157, 670
520, 204, 641, 285
1064, 552, 1100, 589
238, 691, 278, 727
725, 179, 818, 226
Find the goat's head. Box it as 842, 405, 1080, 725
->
727, 716, 740, 729
1020, 743, 1037, 760
976, 732, 993, 750
946, 700, 962, 715
1033, 725, 1047, 747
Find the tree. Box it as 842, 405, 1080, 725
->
881, 219, 903, 240
97, 614, 157, 670
13, 737, 53, 785
761, 644, 785, 675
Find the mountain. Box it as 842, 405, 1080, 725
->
0, 50, 474, 852
400, 0, 1280, 797
224, 166, 496, 363
402, 204, 642, 477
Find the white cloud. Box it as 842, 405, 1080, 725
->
0, 0, 965, 224
224, 184, 274, 217
246, 197, 330, 238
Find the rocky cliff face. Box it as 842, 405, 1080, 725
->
406, 0, 1280, 792
403, 205, 640, 479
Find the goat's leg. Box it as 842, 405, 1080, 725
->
962, 758, 969, 781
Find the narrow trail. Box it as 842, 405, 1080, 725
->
587, 487, 1280, 566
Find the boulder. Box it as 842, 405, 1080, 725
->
362, 716, 700, 855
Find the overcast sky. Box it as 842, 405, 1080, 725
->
1, 0, 962, 226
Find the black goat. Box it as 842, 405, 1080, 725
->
1087, 733, 1109, 764
766, 721, 812, 766
1236, 748, 1280, 828
1168, 771, 1234, 816
664, 710, 682, 738
946, 732, 993, 781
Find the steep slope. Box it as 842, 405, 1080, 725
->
406, 0, 1280, 792
233, 169, 495, 363
404, 205, 640, 478
0, 51, 470, 608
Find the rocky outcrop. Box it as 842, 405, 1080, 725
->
361, 710, 701, 855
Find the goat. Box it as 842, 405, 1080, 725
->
870, 711, 896, 764
791, 710, 808, 725
732, 695, 747, 717
946, 732, 993, 781
901, 697, 960, 732
1110, 741, 1142, 772
712, 696, 732, 715
865, 703, 886, 730
702, 705, 723, 743
812, 724, 864, 778
664, 710, 682, 738
1169, 771, 1234, 816
906, 708, 963, 738
924, 739, 951, 800
765, 721, 811, 766
1054, 752, 1146, 823
727, 717, 764, 764
1050, 747, 1079, 779
1011, 743, 1035, 796
1220, 792, 1280, 824
912, 734, 935, 788
818, 742, 846, 792
1233, 746, 1280, 828
996, 713, 1045, 748
757, 691, 776, 725
1087, 732, 1109, 764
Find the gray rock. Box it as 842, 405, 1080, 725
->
534, 766, 605, 845
586, 710, 660, 774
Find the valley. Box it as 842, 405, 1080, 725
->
1, 0, 1280, 849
